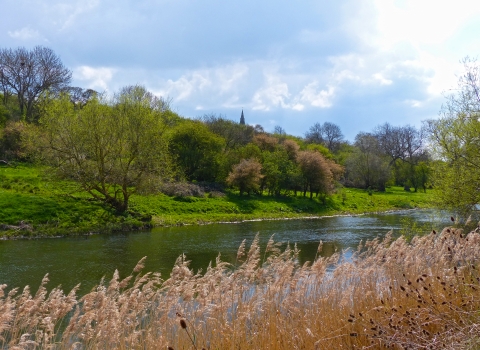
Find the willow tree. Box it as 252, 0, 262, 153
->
40, 85, 171, 213
427, 57, 480, 217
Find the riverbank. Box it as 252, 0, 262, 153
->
0, 164, 436, 237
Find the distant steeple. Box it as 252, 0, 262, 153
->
240, 109, 245, 125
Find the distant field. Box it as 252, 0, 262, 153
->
0, 164, 436, 237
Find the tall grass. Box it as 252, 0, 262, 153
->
2, 226, 480, 349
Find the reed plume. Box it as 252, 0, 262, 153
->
1, 225, 480, 349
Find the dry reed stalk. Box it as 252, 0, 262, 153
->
2, 226, 480, 349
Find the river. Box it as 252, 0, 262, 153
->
0, 209, 448, 295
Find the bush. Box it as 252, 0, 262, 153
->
208, 191, 225, 198
0, 121, 29, 160
226, 158, 263, 196
160, 182, 205, 197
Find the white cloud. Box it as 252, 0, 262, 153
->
373, 73, 392, 86
252, 75, 291, 111
404, 99, 422, 108
214, 64, 249, 95
297, 83, 335, 108
160, 72, 211, 102
156, 63, 248, 104
373, 0, 480, 50
337, 0, 480, 107
73, 66, 115, 91
8, 27, 41, 40
50, 0, 100, 30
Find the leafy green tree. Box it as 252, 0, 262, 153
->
218, 142, 263, 183
261, 150, 289, 196
345, 132, 390, 191
414, 161, 431, 193
168, 120, 225, 182
306, 143, 333, 159
202, 114, 254, 151
39, 85, 171, 213
427, 57, 480, 215
260, 139, 303, 196
0, 91, 22, 124
226, 158, 263, 196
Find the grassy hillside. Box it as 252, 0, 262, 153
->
0, 164, 436, 237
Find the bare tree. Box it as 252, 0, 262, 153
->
64, 87, 98, 108
273, 125, 286, 136
374, 123, 427, 190
322, 122, 343, 151
305, 122, 344, 151
374, 123, 425, 165
305, 122, 324, 144
0, 46, 71, 122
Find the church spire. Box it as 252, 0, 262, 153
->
240, 109, 245, 125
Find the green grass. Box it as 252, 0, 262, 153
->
0, 164, 436, 237
131, 183, 435, 226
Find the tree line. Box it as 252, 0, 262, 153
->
1, 46, 478, 217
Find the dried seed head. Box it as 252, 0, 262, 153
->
180, 319, 187, 329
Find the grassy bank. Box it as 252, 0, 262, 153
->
0, 164, 436, 237
1, 227, 479, 349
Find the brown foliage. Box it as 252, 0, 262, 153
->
226, 158, 263, 195
253, 134, 278, 152
0, 121, 30, 160
282, 139, 300, 161
296, 150, 343, 199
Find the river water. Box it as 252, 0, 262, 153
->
0, 209, 449, 295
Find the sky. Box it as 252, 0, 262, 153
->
1, 0, 480, 141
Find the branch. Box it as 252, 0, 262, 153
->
0, 160, 16, 167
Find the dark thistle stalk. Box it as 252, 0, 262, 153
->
180, 318, 197, 350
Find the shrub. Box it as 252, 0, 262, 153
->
0, 121, 29, 160
160, 182, 205, 197
226, 158, 263, 195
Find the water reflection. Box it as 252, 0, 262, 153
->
0, 210, 449, 294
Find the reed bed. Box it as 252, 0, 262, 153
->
2, 226, 480, 349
